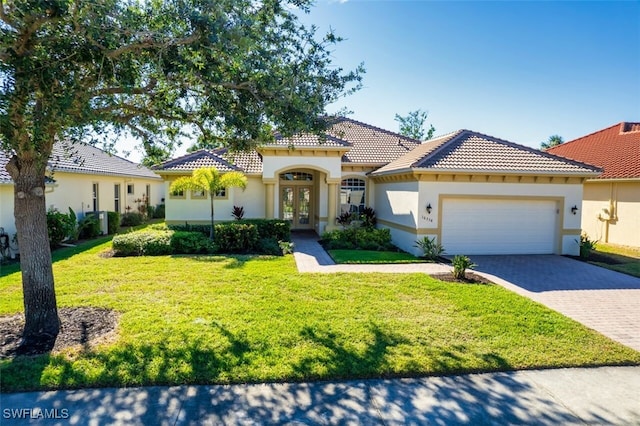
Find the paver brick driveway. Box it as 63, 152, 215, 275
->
470, 255, 640, 352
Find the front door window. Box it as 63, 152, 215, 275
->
281, 186, 312, 229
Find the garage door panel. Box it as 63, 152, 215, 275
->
441, 199, 557, 255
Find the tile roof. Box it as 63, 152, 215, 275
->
0, 142, 159, 184
373, 130, 601, 176
327, 117, 423, 164
546, 122, 640, 179
270, 133, 351, 148
154, 149, 244, 173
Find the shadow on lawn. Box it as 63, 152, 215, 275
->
2, 323, 621, 424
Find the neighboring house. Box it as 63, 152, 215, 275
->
547, 122, 640, 247
154, 117, 600, 256
0, 142, 164, 239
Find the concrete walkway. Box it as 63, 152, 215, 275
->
3, 366, 640, 425
292, 232, 452, 274
291, 233, 640, 353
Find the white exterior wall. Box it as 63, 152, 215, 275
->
233, 176, 266, 219
45, 172, 164, 218
0, 173, 164, 238
376, 178, 585, 256
0, 184, 15, 237
165, 178, 260, 224
262, 155, 342, 180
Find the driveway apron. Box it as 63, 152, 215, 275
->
471, 255, 640, 352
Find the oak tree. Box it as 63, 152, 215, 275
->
0, 0, 362, 351
394, 109, 435, 140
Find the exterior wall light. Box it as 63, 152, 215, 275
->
571, 205, 578, 215
426, 203, 432, 214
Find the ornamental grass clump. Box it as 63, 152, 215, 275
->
452, 255, 477, 280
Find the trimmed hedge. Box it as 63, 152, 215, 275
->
168, 219, 291, 242
121, 212, 144, 227
112, 230, 215, 256
320, 228, 394, 251
214, 223, 259, 253
107, 212, 120, 234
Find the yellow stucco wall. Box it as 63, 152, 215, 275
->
0, 172, 165, 238
582, 181, 640, 247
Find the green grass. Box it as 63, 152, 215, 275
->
328, 249, 426, 264
589, 243, 640, 278
1, 239, 639, 393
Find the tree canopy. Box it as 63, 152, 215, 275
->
541, 135, 564, 150
0, 0, 363, 351
394, 109, 435, 141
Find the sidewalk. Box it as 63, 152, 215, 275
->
2, 366, 640, 425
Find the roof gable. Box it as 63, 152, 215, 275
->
373, 130, 601, 176
154, 149, 244, 173
546, 122, 640, 179
0, 142, 159, 184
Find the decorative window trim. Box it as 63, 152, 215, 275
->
213, 188, 228, 199
170, 188, 185, 199
191, 189, 207, 199
340, 177, 366, 214
279, 171, 314, 181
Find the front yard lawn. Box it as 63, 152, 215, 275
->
328, 249, 426, 264
1, 239, 639, 392
588, 243, 640, 278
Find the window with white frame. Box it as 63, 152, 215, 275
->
340, 178, 366, 213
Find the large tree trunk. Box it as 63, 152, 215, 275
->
7, 155, 60, 353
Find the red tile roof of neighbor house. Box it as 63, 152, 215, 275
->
546, 122, 640, 179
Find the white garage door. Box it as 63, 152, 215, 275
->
441, 198, 558, 255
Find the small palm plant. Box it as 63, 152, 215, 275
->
170, 167, 247, 239
414, 236, 445, 261
452, 255, 477, 280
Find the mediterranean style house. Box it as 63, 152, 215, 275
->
154, 117, 600, 256
547, 122, 640, 247
0, 142, 165, 239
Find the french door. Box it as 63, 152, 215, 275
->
281, 186, 312, 230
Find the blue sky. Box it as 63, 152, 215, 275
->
296, 0, 639, 147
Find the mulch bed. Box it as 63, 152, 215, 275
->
430, 272, 493, 284
0, 307, 118, 359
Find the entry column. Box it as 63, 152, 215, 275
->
264, 180, 275, 219
326, 178, 340, 231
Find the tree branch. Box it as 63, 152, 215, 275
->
104, 33, 201, 59
0, 0, 17, 29
91, 78, 158, 97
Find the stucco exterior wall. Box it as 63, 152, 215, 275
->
582, 181, 640, 247
0, 185, 15, 237
45, 172, 164, 217
262, 155, 342, 180
375, 177, 585, 256
164, 177, 260, 224
0, 173, 164, 238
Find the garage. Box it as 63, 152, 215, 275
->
441, 198, 559, 255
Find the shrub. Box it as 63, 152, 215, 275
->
170, 231, 216, 254
107, 211, 120, 235
214, 223, 259, 253
112, 230, 172, 256
168, 223, 210, 237
452, 255, 477, 280
321, 228, 393, 251
577, 233, 597, 259
360, 207, 377, 229
279, 240, 294, 255
257, 237, 282, 256
414, 236, 445, 261
146, 205, 156, 220
237, 219, 291, 241
153, 204, 166, 219
46, 208, 76, 247
121, 212, 144, 227
78, 213, 102, 239
336, 211, 354, 228
232, 206, 245, 220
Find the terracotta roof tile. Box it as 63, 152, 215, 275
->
327, 117, 422, 164
155, 150, 243, 173
270, 133, 351, 148
546, 122, 640, 179
0, 142, 159, 184
373, 130, 601, 176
